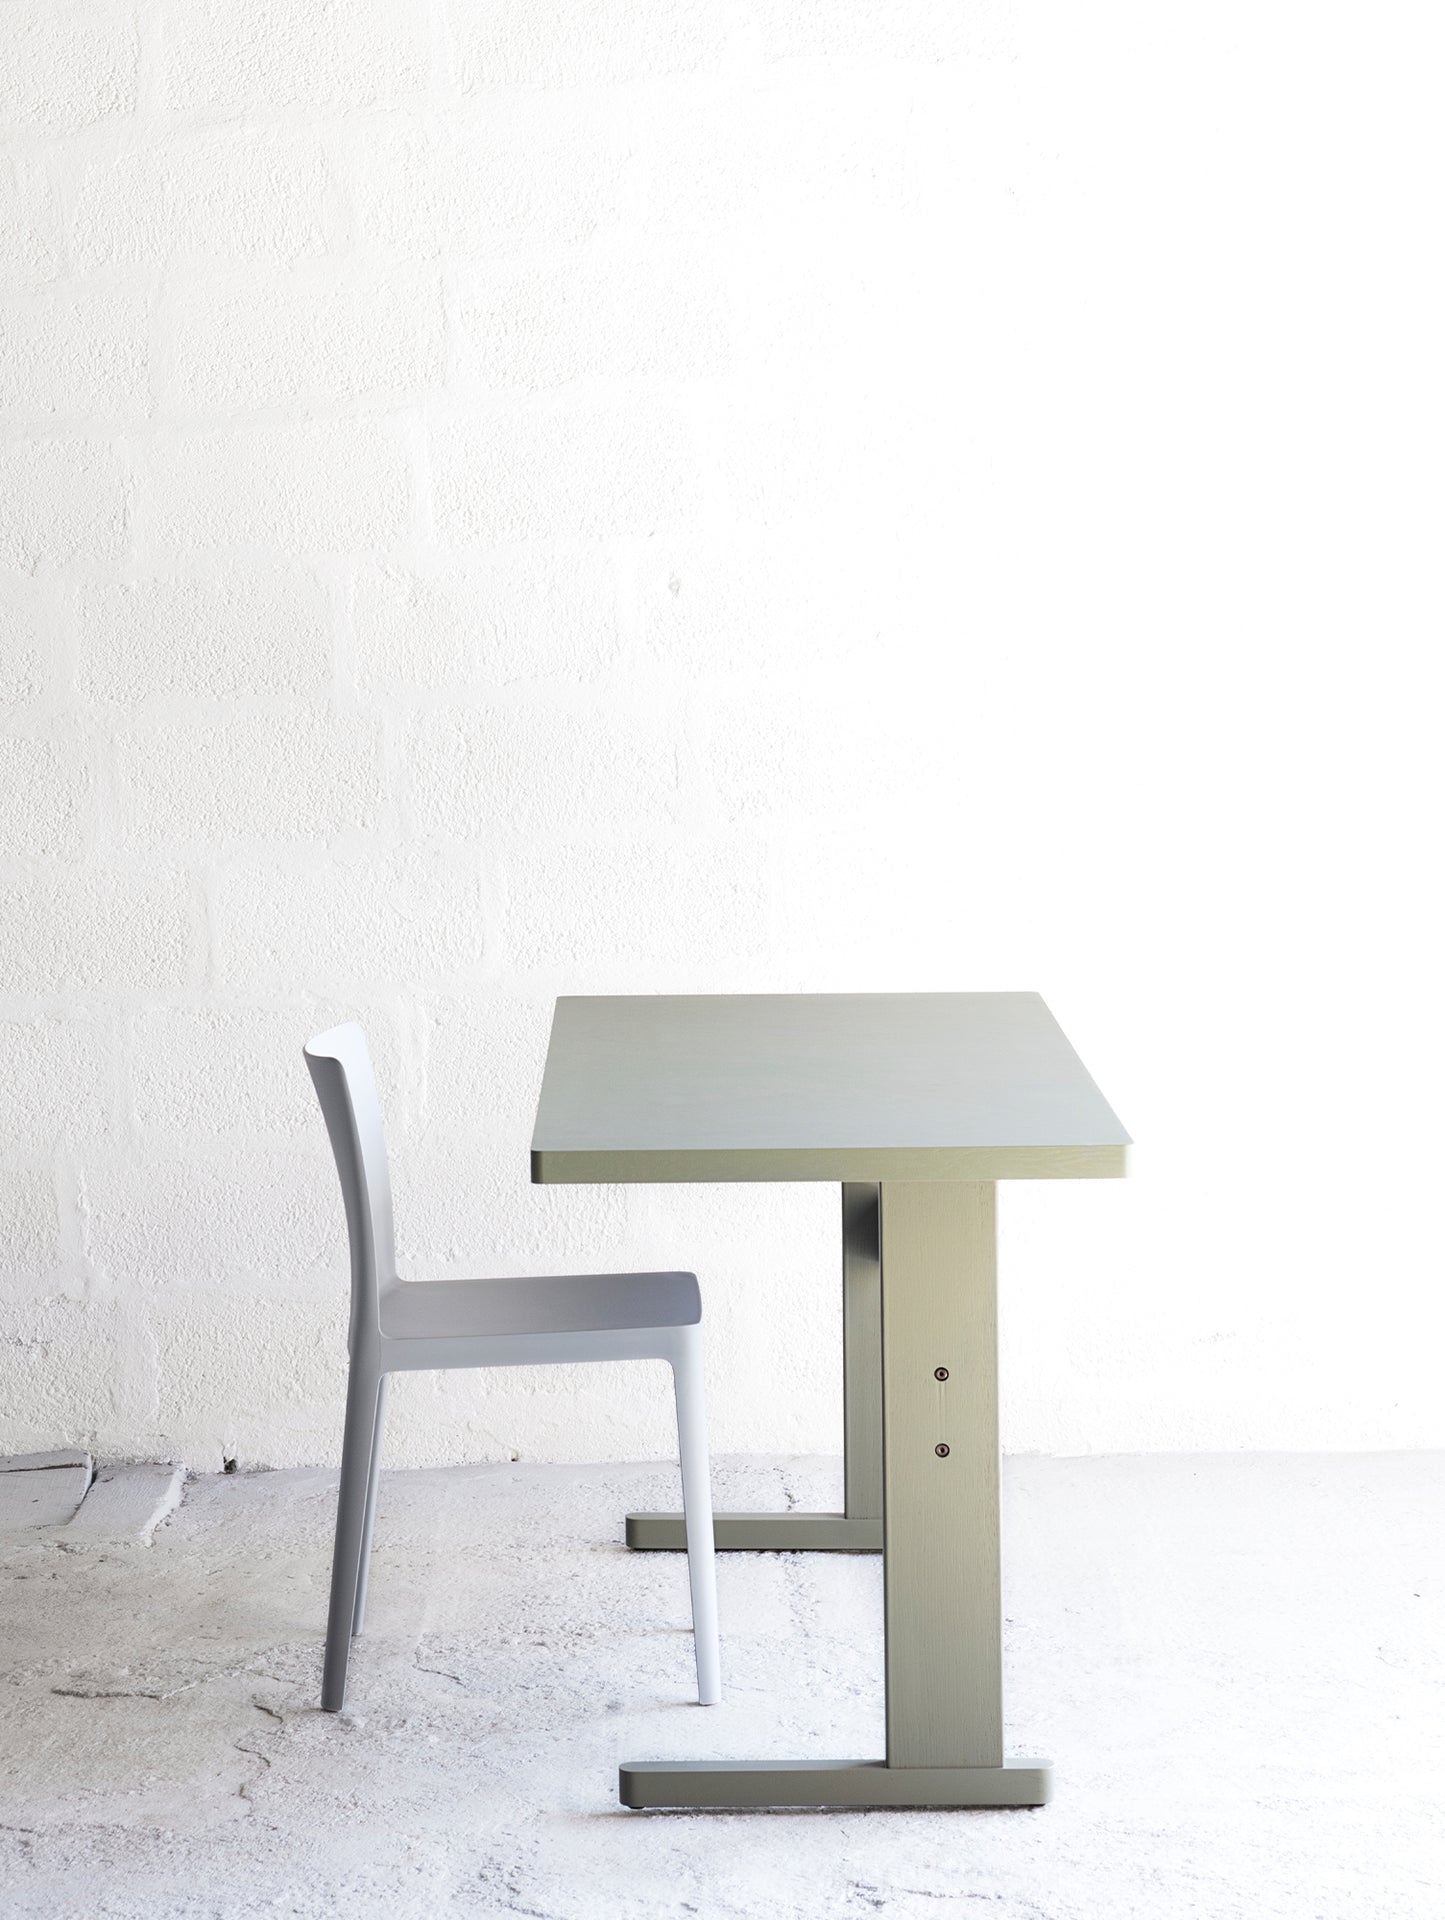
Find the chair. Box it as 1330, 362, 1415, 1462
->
303, 1022, 720, 1713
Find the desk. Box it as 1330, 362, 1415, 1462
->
531, 992, 1129, 1809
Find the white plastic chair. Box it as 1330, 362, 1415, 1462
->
304, 1022, 720, 1714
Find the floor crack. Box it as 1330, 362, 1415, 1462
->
413, 1652, 470, 1688
232, 1736, 273, 1812
51, 1680, 204, 1702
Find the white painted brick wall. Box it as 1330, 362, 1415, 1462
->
112, 705, 387, 847
162, 266, 445, 415
0, 283, 149, 424
78, 571, 333, 703
73, 130, 344, 269
0, 4, 138, 138
351, 553, 619, 690
142, 418, 413, 555
351, 107, 625, 261
0, 437, 127, 569
0, 155, 63, 287
452, 253, 732, 392
2, 1, 1441, 1470
161, 0, 431, 116
403, 703, 679, 840
0, 1016, 111, 1156
430, 401, 708, 546
1, 867, 204, 992
0, 731, 92, 857
1, 1166, 63, 1282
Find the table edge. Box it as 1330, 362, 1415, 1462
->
531, 1142, 1130, 1185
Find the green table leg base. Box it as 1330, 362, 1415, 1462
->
625, 1510, 883, 1552
619, 1759, 1052, 1810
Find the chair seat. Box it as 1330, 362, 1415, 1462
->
379, 1270, 701, 1343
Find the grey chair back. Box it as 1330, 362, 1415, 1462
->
304, 1024, 396, 1349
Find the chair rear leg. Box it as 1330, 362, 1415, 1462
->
672, 1331, 721, 1705
322, 1361, 382, 1712
351, 1373, 389, 1638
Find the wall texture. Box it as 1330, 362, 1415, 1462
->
2, 2, 1441, 1469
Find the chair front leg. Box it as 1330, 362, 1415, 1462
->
351, 1373, 389, 1637
322, 1358, 383, 1712
672, 1330, 721, 1705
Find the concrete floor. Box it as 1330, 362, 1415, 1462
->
0, 1452, 1439, 1919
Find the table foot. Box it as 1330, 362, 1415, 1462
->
619, 1758, 1051, 1810
625, 1511, 883, 1552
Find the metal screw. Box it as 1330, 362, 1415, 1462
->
935, 1443, 950, 1457
934, 1366, 949, 1381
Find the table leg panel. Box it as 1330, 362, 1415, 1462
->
881, 1180, 1003, 1769
625, 1180, 885, 1555
842, 1181, 883, 1521
620, 1759, 1049, 1810
622, 1178, 1038, 1810
623, 1510, 881, 1551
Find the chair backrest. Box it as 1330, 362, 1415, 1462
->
304, 1023, 395, 1348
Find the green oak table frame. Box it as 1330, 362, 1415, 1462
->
530, 992, 1129, 1811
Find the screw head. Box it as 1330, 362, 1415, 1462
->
934, 1366, 949, 1381
935, 1442, 950, 1458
